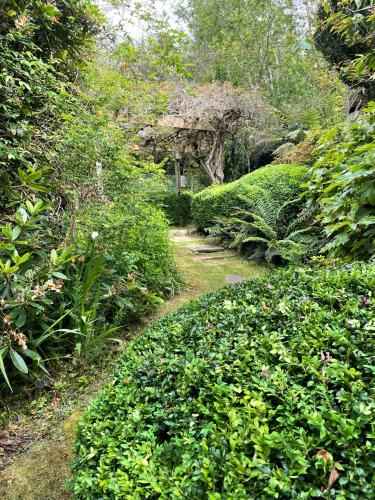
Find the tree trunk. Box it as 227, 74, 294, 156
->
205, 132, 225, 183
174, 158, 182, 194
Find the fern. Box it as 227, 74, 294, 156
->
214, 198, 321, 263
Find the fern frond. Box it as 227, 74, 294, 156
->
246, 213, 277, 239
277, 197, 300, 221
276, 239, 304, 249
241, 236, 269, 245
287, 227, 314, 241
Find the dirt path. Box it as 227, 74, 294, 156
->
0, 229, 266, 499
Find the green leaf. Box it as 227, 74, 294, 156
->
52, 272, 68, 280
15, 309, 27, 328
42, 4, 61, 17
1, 224, 13, 241
0, 348, 12, 391
11, 226, 21, 241
10, 349, 28, 374
7, 10, 17, 16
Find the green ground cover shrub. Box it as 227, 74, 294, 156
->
307, 102, 375, 261
192, 163, 308, 230
72, 261, 375, 498
163, 191, 192, 226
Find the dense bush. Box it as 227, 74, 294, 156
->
307, 102, 375, 260
53, 75, 181, 327
0, 0, 100, 207
72, 262, 375, 498
0, 15, 180, 390
163, 191, 192, 226
314, 0, 375, 103
192, 163, 308, 230
0, 1, 101, 390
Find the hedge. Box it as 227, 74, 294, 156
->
192, 163, 308, 230
163, 191, 192, 226
72, 262, 375, 498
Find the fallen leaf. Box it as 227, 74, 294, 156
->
327, 464, 340, 490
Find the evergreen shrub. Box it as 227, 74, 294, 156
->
192, 164, 308, 230
163, 191, 192, 226
72, 262, 375, 498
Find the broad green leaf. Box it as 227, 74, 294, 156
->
52, 272, 67, 280
1, 224, 13, 241
10, 349, 28, 374
0, 348, 12, 391
15, 308, 27, 328
11, 226, 21, 241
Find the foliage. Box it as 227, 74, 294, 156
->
315, 0, 375, 103
163, 191, 192, 227
0, 0, 102, 391
273, 133, 318, 166
0, 7, 182, 391
192, 164, 308, 230
114, 26, 192, 80
0, 188, 75, 391
72, 261, 375, 498
0, 1, 101, 63
177, 0, 346, 126
306, 102, 375, 260
215, 200, 321, 264
53, 88, 180, 327
0, 0, 101, 205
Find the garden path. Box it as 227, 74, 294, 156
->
0, 229, 266, 499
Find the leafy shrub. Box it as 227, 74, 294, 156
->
0, 0, 103, 391
163, 191, 192, 226
72, 262, 375, 498
55, 108, 180, 328
272, 134, 317, 166
0, 0, 100, 208
314, 0, 375, 103
0, 189, 74, 390
192, 164, 308, 230
307, 103, 375, 260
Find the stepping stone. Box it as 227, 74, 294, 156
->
171, 229, 189, 236
195, 253, 237, 261
226, 275, 247, 284
187, 245, 223, 254
172, 236, 196, 243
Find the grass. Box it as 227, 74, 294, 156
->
159, 236, 266, 315
0, 230, 267, 499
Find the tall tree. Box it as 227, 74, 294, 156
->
176, 0, 344, 125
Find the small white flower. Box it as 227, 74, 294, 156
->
19, 208, 28, 223
91, 231, 99, 240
